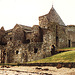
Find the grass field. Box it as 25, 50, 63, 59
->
28, 51, 75, 63
56, 47, 75, 51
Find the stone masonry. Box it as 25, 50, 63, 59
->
0, 6, 75, 63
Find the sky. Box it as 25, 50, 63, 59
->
0, 0, 75, 30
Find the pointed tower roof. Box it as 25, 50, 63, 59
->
47, 6, 65, 25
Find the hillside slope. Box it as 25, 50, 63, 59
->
29, 51, 75, 63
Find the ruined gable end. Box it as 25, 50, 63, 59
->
39, 6, 65, 28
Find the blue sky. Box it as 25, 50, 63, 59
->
0, 0, 75, 30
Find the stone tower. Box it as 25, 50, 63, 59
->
39, 6, 65, 28
39, 6, 67, 48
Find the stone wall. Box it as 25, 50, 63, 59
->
13, 25, 25, 43
5, 41, 51, 63
39, 15, 67, 49
32, 25, 43, 42
0, 27, 7, 45
39, 6, 67, 48
39, 15, 49, 28
66, 25, 75, 47
57, 26, 67, 48
42, 22, 57, 47
0, 6, 75, 64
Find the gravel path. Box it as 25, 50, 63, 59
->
0, 66, 75, 75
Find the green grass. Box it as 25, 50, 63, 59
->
28, 51, 75, 63
61, 47, 75, 49
56, 47, 75, 51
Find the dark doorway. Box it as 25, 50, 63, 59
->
34, 48, 38, 53
51, 45, 55, 55
16, 50, 19, 54
10, 37, 12, 41
68, 40, 71, 47
56, 36, 58, 47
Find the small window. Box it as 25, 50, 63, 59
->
16, 50, 19, 54
10, 37, 12, 41
34, 48, 38, 53
68, 40, 71, 47
26, 39, 30, 43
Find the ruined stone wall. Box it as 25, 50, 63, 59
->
5, 41, 51, 63
4, 22, 68, 63
39, 14, 67, 49
57, 25, 67, 48
42, 30, 52, 56
42, 22, 57, 46
39, 7, 67, 49
66, 25, 75, 47
39, 22, 57, 56
0, 45, 4, 63
13, 26, 25, 43
32, 25, 43, 42
39, 15, 49, 28
5, 40, 26, 63
4, 24, 47, 63
0, 27, 7, 45
26, 32, 32, 41
0, 6, 75, 64
27, 42, 43, 61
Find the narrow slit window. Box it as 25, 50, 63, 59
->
34, 48, 38, 53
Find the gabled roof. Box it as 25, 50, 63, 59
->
13, 24, 33, 33
19, 24, 32, 30
19, 25, 33, 33
47, 6, 65, 25
39, 6, 65, 26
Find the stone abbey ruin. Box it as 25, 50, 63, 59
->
0, 6, 75, 63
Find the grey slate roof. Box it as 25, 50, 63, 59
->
47, 6, 65, 25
